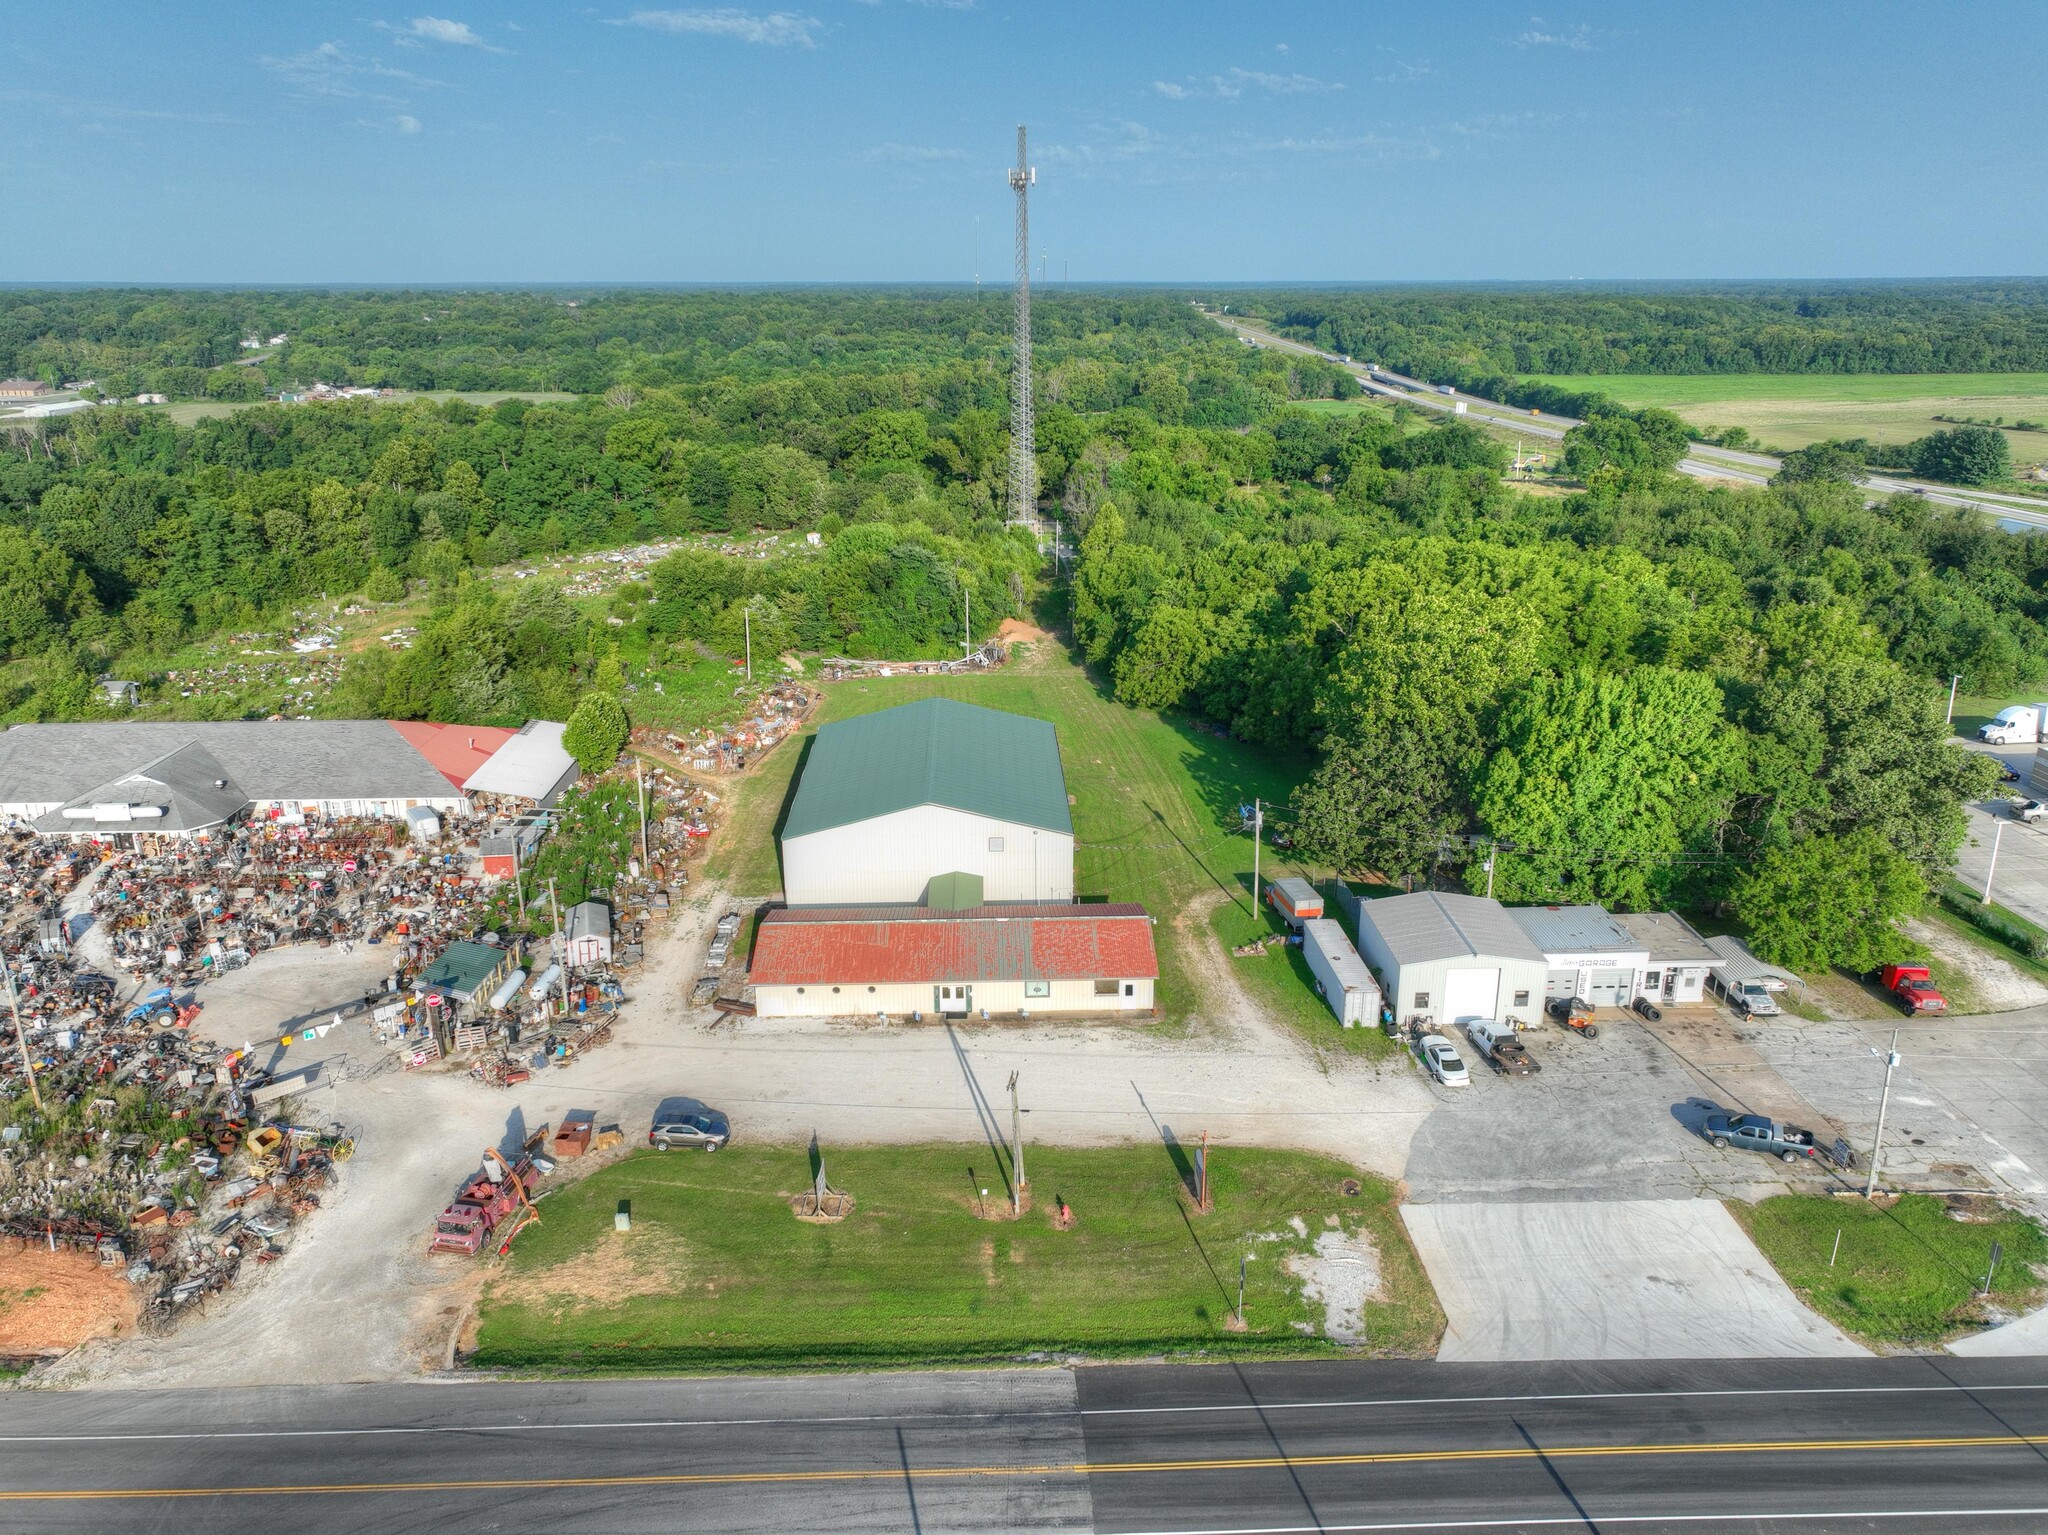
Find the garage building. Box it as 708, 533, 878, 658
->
1352, 891, 1549, 1032
779, 698, 1074, 907
1509, 905, 1652, 1009
748, 902, 1156, 1020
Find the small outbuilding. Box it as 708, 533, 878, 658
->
416, 940, 516, 1023
1301, 917, 1380, 1027
564, 901, 613, 967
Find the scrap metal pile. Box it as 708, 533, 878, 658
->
642, 679, 815, 779
88, 817, 493, 983
0, 1013, 351, 1332
818, 642, 1007, 683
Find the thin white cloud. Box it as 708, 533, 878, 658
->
381, 16, 508, 51
394, 113, 422, 132
0, 88, 243, 127
617, 9, 822, 47
1231, 68, 1339, 94
1153, 66, 1342, 100
260, 41, 446, 98
1374, 59, 1432, 84
861, 142, 968, 162
1514, 19, 1594, 50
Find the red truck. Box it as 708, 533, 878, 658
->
1879, 964, 1947, 1015
428, 1155, 536, 1256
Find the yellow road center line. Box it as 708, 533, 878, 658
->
3, 1433, 2041, 1501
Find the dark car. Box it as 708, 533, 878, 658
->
649, 1097, 730, 1152
1703, 1112, 1819, 1164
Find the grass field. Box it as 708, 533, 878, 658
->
1528, 372, 2048, 466
704, 641, 1317, 1021
1206, 897, 1395, 1060
472, 1144, 1442, 1373
1733, 1193, 2047, 1348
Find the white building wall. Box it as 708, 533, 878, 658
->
1381, 956, 1550, 1033
755, 974, 1152, 1020
781, 805, 1075, 906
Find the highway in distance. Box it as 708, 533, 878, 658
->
2, 1357, 2046, 1533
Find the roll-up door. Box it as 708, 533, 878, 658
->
1545, 969, 1577, 1000
1587, 967, 1631, 1006
1443, 967, 1501, 1023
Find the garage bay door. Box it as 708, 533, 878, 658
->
1443, 967, 1501, 1023
1545, 969, 1577, 1000
1588, 967, 1631, 1006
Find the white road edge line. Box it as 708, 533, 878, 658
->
6, 1381, 2046, 1444
1111, 1510, 2048, 1535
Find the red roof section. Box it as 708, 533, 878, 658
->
388, 721, 519, 791
751, 904, 1158, 986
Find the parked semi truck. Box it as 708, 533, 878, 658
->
1979, 704, 2048, 744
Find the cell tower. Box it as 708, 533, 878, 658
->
1007, 125, 1036, 528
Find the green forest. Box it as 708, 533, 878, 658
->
2, 284, 2039, 960
1238, 280, 2048, 381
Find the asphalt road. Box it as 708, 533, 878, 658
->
5, 1358, 2048, 1532
1210, 312, 2048, 527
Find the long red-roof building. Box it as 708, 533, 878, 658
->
749, 902, 1158, 1019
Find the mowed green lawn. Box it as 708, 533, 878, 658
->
705, 642, 1318, 1021
1734, 1193, 2046, 1348
1528, 372, 2048, 465
473, 1144, 1442, 1373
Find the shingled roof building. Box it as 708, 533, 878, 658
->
749, 903, 1157, 1019
0, 718, 575, 839
779, 697, 1074, 907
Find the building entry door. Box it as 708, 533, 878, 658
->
938, 984, 972, 1015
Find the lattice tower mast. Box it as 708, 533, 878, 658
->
1008, 125, 1036, 526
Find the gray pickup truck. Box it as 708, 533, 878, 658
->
1703, 1113, 1821, 1164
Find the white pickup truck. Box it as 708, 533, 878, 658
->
1979, 704, 2048, 744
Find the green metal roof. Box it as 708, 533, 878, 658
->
418, 940, 509, 998
782, 698, 1073, 841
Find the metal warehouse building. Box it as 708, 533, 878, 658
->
1352, 891, 1550, 1032
748, 902, 1157, 1019
779, 698, 1075, 907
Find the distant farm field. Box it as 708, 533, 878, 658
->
1528, 372, 2048, 465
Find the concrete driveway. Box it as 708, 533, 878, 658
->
1954, 739, 2048, 930
1404, 1199, 1865, 1360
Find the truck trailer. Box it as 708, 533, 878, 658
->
1302, 918, 1380, 1028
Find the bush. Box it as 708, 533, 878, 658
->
562, 693, 629, 774
1938, 880, 2048, 961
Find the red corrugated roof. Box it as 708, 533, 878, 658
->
387, 721, 519, 791
751, 904, 1158, 986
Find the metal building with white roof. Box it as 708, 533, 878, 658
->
1352, 891, 1549, 1032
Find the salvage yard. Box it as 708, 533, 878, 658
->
473, 1143, 1442, 1373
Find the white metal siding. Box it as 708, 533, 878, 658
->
754, 975, 1152, 1019
1442, 968, 1500, 1023
781, 805, 1074, 906
1302, 919, 1379, 1027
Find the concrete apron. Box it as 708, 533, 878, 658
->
1403, 1198, 1867, 1362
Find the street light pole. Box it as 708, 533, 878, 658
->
1865, 1030, 1901, 1199
1947, 675, 1962, 725
1007, 1070, 1024, 1214
1984, 817, 2006, 906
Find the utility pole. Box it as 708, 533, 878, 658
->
1007, 1069, 1025, 1213
1865, 1030, 1901, 1199
4, 955, 42, 1114
743, 602, 752, 683
964, 585, 972, 658
973, 214, 980, 289
1484, 844, 1496, 900
1984, 818, 2006, 905
1947, 674, 1962, 725
1251, 797, 1263, 902
635, 756, 649, 870
1007, 126, 1037, 527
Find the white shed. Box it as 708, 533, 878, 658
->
564, 901, 613, 967
1301, 918, 1380, 1027
778, 698, 1074, 907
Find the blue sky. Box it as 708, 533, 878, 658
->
2, 1, 2043, 282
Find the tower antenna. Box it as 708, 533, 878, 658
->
1008, 125, 1036, 529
